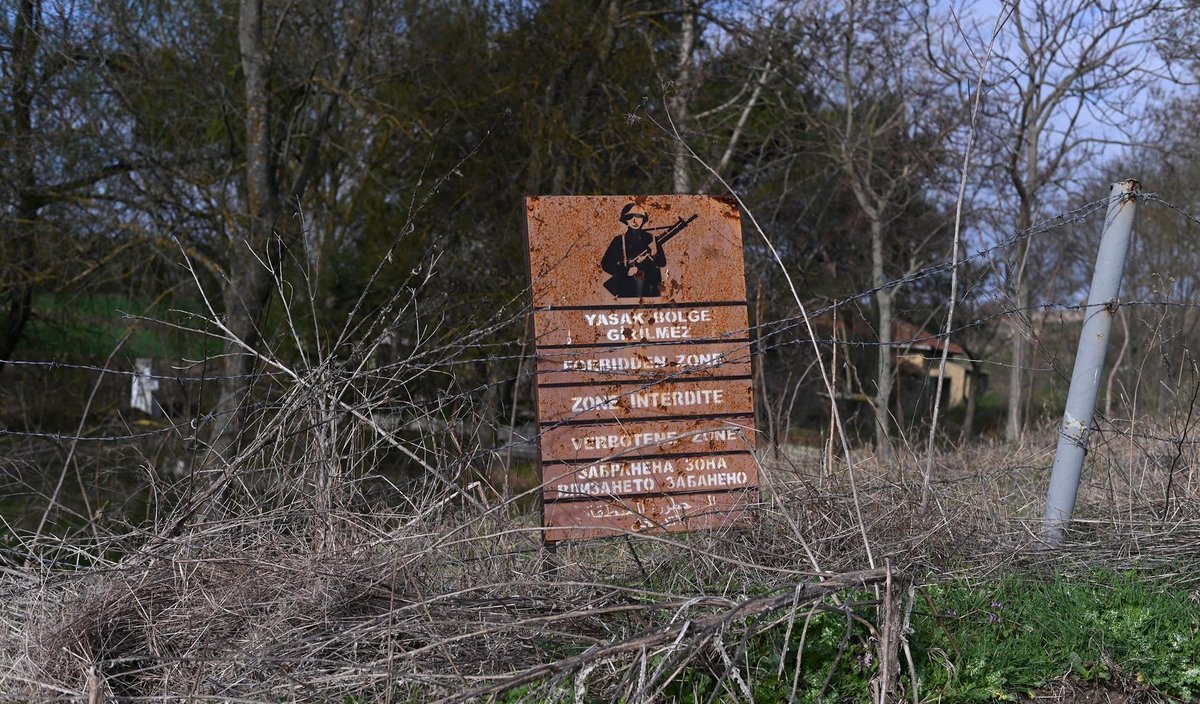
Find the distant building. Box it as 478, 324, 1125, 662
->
892, 319, 983, 408
775, 313, 987, 438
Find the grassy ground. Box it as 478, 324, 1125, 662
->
18, 292, 210, 362
648, 569, 1200, 703
2, 427, 1198, 702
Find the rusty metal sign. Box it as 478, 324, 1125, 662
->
524, 195, 758, 542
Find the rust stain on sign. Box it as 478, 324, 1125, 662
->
524, 195, 758, 543
536, 378, 754, 423
543, 452, 759, 501
539, 416, 755, 463
543, 490, 754, 543
533, 305, 750, 347
536, 342, 752, 385
526, 196, 748, 308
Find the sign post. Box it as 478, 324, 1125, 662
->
1043, 180, 1140, 544
524, 195, 758, 543
130, 358, 159, 416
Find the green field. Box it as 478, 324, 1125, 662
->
18, 293, 211, 361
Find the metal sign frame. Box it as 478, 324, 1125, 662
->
524, 195, 759, 542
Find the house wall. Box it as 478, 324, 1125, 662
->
898, 353, 971, 406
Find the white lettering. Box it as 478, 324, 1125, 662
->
561, 355, 669, 372
627, 388, 725, 409
590, 308, 715, 343
653, 309, 711, 324
628, 459, 674, 474
586, 312, 650, 327
651, 325, 690, 340
569, 431, 679, 451
676, 352, 724, 367
605, 326, 689, 341
555, 477, 657, 496
666, 470, 748, 489
691, 429, 736, 443
570, 395, 618, 412
684, 456, 729, 471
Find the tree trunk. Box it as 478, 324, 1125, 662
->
961, 356, 980, 441
206, 0, 281, 471
1005, 278, 1028, 442
551, 0, 622, 193
872, 217, 895, 464
479, 360, 502, 453
1005, 202, 1034, 443
1, 0, 39, 373
670, 0, 697, 194
0, 287, 32, 370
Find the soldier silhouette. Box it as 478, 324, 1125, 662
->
601, 203, 666, 298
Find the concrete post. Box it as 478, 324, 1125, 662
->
1042, 180, 1140, 544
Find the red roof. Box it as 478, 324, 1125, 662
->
892, 319, 965, 356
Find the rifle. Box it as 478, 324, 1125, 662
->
627, 213, 699, 265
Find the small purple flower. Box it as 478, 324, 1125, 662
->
991, 601, 1004, 610
988, 612, 1001, 624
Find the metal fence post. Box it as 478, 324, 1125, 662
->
1042, 179, 1141, 544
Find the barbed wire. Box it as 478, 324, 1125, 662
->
0, 359, 278, 382
0, 295, 1174, 385
1143, 194, 1200, 228
2, 290, 1194, 440
3, 194, 1200, 447
0, 193, 1114, 383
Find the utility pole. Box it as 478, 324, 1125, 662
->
1042, 180, 1141, 544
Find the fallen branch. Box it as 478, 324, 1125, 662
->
433, 567, 901, 704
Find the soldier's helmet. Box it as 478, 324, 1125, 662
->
619, 203, 648, 224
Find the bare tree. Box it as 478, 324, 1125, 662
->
776, 0, 957, 462
88, 0, 375, 512
200, 0, 371, 479
1103, 96, 1200, 417
0, 0, 129, 371
964, 0, 1170, 442
669, 0, 698, 193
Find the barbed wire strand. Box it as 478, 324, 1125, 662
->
3, 194, 1199, 449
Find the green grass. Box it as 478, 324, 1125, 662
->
18, 292, 209, 360
553, 571, 1200, 703
910, 571, 1200, 702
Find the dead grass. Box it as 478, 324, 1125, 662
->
3, 422, 1199, 702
